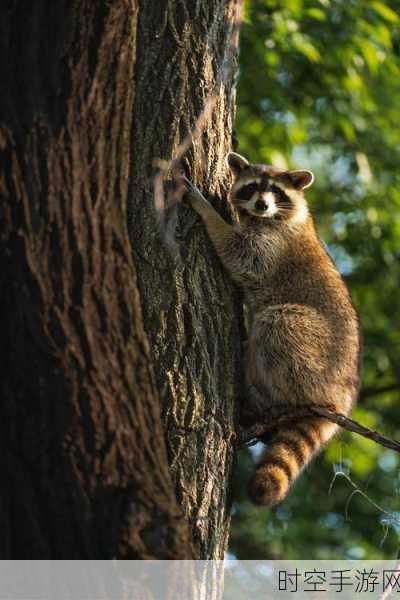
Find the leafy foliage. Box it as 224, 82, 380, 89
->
231, 0, 400, 559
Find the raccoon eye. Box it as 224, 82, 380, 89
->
271, 184, 291, 205
235, 182, 258, 201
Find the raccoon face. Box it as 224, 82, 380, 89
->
226, 152, 314, 224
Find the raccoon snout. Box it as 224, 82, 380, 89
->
254, 199, 268, 212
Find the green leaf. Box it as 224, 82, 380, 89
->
358, 39, 380, 74
291, 33, 321, 62
306, 8, 326, 21
370, 1, 400, 23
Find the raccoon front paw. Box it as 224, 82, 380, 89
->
182, 176, 212, 215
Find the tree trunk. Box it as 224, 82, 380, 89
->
0, 0, 242, 560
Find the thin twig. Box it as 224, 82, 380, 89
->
313, 407, 400, 453
379, 555, 400, 600
334, 471, 400, 528
330, 469, 400, 555
238, 406, 400, 454
331, 475, 400, 600
361, 383, 400, 400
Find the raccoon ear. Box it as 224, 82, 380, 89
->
288, 170, 314, 190
225, 152, 249, 175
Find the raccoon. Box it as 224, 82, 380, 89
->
183, 152, 361, 506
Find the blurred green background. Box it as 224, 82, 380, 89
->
231, 0, 400, 559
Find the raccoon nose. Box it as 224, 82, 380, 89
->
255, 199, 268, 212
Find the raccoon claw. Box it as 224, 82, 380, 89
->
182, 177, 212, 214
181, 176, 198, 195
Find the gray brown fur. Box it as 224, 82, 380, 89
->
184, 153, 361, 506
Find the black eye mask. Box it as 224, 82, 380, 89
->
235, 182, 259, 201
271, 184, 292, 206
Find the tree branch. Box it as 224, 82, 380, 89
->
360, 383, 400, 400
238, 406, 400, 454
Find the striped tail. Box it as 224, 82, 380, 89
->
248, 417, 338, 506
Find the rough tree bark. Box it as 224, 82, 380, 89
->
129, 0, 243, 559
0, 0, 242, 559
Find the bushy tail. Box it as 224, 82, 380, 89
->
248, 417, 338, 506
